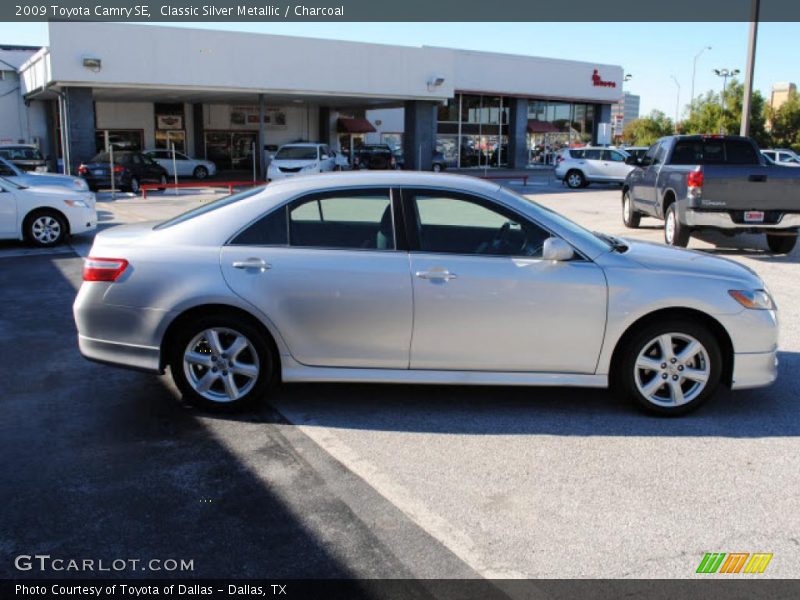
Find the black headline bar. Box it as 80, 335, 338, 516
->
3, 0, 800, 22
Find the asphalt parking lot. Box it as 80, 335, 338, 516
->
2, 179, 798, 580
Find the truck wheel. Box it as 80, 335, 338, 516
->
766, 233, 797, 254
664, 204, 690, 247
622, 190, 641, 228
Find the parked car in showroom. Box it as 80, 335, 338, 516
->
0, 157, 91, 192
143, 149, 217, 179
555, 147, 635, 188
760, 148, 800, 167
0, 176, 96, 247
267, 143, 336, 181
74, 172, 777, 416
0, 144, 49, 172
78, 151, 169, 193
622, 135, 800, 253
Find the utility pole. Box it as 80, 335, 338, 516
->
740, 0, 760, 137
690, 46, 711, 117
670, 75, 681, 131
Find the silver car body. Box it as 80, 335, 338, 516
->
74, 172, 777, 391
555, 147, 636, 184
0, 157, 91, 192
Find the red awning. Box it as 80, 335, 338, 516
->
527, 120, 560, 134
337, 118, 376, 134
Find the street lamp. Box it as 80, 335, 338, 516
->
690, 46, 711, 116
624, 73, 632, 82
670, 75, 681, 131
714, 67, 741, 133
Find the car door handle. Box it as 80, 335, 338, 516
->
416, 269, 457, 281
232, 258, 271, 271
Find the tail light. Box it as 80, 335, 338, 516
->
77, 164, 88, 175
687, 170, 704, 188
83, 257, 129, 282
112, 165, 124, 173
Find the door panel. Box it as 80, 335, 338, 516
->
0, 190, 17, 235
221, 247, 412, 368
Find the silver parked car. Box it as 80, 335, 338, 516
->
74, 172, 778, 415
555, 147, 636, 188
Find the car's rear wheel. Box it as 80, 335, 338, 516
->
432, 163, 442, 173
25, 210, 68, 247
193, 166, 209, 180
170, 314, 276, 411
664, 203, 690, 247
565, 170, 585, 189
622, 190, 641, 228
616, 320, 722, 416
157, 174, 168, 191
766, 233, 797, 254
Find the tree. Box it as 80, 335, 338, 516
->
766, 90, 800, 151
681, 79, 769, 146
622, 110, 674, 146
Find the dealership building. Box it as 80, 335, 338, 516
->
17, 22, 623, 175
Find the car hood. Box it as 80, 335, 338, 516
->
620, 239, 763, 287
18, 173, 88, 190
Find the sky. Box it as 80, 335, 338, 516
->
0, 21, 796, 118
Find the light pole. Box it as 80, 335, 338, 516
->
690, 46, 711, 116
714, 67, 741, 133
670, 75, 681, 131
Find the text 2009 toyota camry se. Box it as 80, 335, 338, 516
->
73, 172, 778, 416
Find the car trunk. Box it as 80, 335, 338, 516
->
700, 164, 800, 212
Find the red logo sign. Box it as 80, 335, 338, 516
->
592, 69, 617, 88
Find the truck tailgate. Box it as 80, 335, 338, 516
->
700, 165, 800, 211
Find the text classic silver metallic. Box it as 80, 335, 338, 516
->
73, 172, 778, 415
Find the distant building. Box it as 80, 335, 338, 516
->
611, 92, 640, 137
0, 45, 47, 146
770, 82, 796, 111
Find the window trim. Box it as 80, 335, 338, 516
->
399, 186, 584, 261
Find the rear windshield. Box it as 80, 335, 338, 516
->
90, 151, 133, 163
154, 187, 265, 230
670, 139, 760, 165
275, 146, 317, 160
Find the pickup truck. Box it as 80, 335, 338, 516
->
621, 135, 800, 254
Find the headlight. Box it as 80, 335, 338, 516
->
728, 289, 776, 310
73, 180, 89, 191
63, 199, 89, 209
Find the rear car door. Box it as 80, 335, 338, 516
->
581, 149, 603, 179
221, 187, 413, 368
403, 188, 607, 373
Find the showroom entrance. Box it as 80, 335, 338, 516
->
204, 131, 259, 172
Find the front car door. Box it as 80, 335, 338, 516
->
220, 187, 413, 368
0, 182, 18, 236
602, 149, 633, 181
403, 188, 607, 373
630, 142, 664, 214
581, 148, 604, 180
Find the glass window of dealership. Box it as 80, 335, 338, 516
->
436, 93, 597, 168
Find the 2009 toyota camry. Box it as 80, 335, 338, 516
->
73, 172, 778, 416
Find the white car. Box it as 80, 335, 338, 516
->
0, 177, 96, 247
761, 149, 800, 167
555, 147, 635, 188
267, 143, 336, 181
0, 157, 90, 192
143, 149, 217, 179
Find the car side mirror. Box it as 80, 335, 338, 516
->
542, 237, 575, 261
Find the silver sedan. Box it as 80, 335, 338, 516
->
73, 172, 778, 415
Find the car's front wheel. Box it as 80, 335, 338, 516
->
193, 166, 209, 180
169, 314, 276, 411
25, 210, 68, 247
616, 320, 722, 416
766, 233, 797, 254
432, 163, 442, 173
622, 190, 641, 228
565, 170, 585, 189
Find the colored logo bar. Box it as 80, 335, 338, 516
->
697, 552, 773, 574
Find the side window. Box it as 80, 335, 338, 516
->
230, 207, 288, 246
288, 189, 394, 250
725, 141, 759, 165
412, 192, 549, 257
583, 149, 602, 160
653, 142, 668, 166
643, 143, 659, 164
604, 150, 626, 162
0, 164, 15, 176
570, 149, 585, 159
131, 154, 143, 165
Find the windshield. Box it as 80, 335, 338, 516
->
0, 147, 44, 161
275, 146, 317, 160
500, 187, 612, 256
154, 186, 265, 230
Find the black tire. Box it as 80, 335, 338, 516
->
766, 233, 797, 254
622, 189, 641, 228
169, 313, 276, 411
615, 319, 722, 416
25, 209, 68, 247
128, 177, 140, 194
193, 166, 209, 180
664, 203, 690, 247
432, 163, 442, 173
565, 170, 585, 189
157, 174, 168, 191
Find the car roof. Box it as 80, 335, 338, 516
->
266, 171, 502, 195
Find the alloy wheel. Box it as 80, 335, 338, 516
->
665, 210, 676, 244
634, 333, 710, 408
567, 173, 582, 188
183, 327, 260, 403
31, 215, 62, 245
